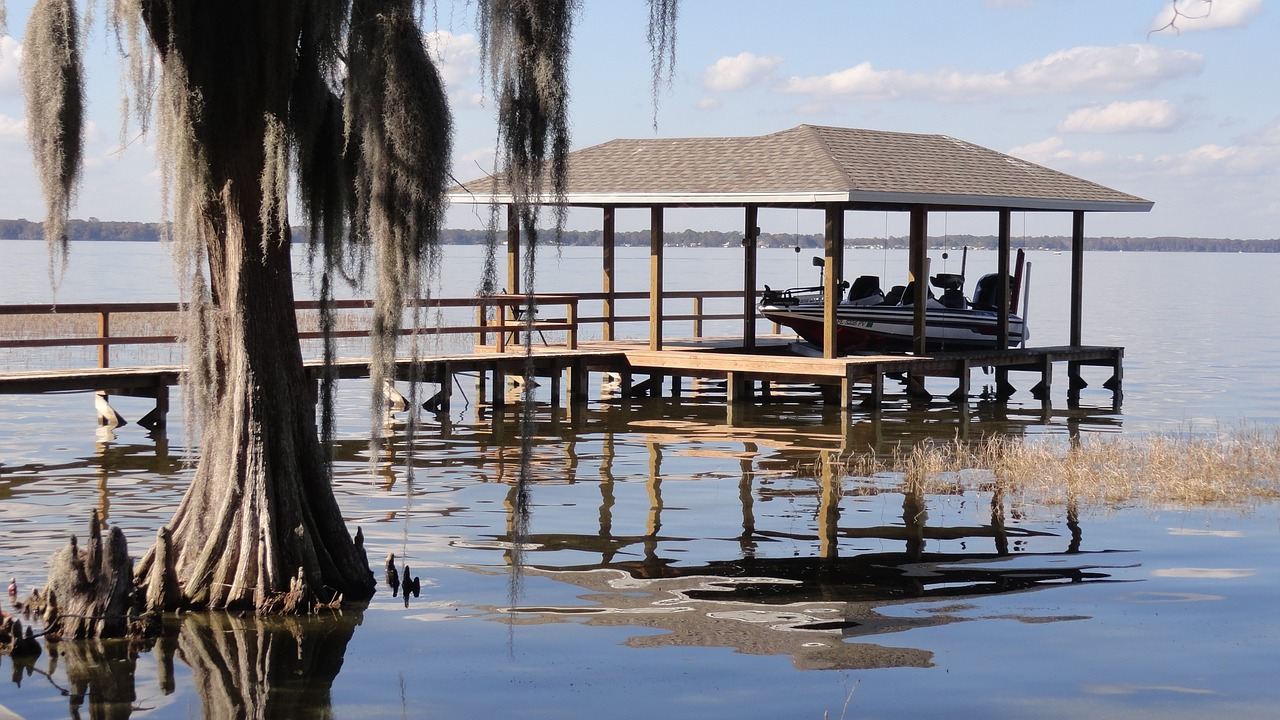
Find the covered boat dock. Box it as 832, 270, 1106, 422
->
450, 124, 1151, 407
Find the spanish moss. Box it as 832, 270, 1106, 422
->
647, 0, 678, 129
346, 0, 453, 461
20, 0, 84, 285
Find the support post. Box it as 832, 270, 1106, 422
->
567, 361, 589, 406
650, 206, 664, 351
137, 385, 169, 432
818, 451, 841, 558
1068, 211, 1086, 395
909, 207, 928, 356
506, 204, 520, 294
822, 204, 842, 359
98, 311, 111, 369
743, 204, 759, 351
995, 210, 1012, 396
1070, 210, 1085, 348
603, 205, 616, 341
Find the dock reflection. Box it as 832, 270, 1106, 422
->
398, 400, 1131, 672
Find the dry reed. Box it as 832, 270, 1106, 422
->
839, 428, 1280, 510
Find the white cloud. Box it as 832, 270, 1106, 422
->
1151, 0, 1262, 33
702, 52, 783, 92
781, 45, 1203, 101
696, 97, 722, 111
424, 30, 483, 107
0, 113, 23, 139
1152, 142, 1280, 176
1057, 100, 1183, 134
1006, 45, 1203, 94
0, 35, 21, 95
1011, 133, 1280, 179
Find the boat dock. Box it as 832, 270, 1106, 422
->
0, 295, 1122, 431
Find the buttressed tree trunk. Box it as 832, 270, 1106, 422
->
131, 0, 373, 610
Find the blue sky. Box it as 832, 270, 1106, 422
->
1, 0, 1276, 239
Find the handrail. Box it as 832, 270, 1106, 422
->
0, 288, 764, 366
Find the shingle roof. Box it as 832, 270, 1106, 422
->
449, 124, 1152, 213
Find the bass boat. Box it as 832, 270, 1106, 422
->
759, 272, 1028, 354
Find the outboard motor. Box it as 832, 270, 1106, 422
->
972, 273, 1006, 310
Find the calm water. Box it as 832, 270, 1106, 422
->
2, 241, 1279, 719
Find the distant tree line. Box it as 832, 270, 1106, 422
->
2, 218, 1277, 252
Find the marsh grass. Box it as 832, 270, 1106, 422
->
838, 429, 1280, 510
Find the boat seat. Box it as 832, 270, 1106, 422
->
940, 288, 966, 309
847, 275, 884, 305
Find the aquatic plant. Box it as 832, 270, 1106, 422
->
841, 429, 1280, 509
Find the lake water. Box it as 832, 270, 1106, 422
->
2, 240, 1279, 719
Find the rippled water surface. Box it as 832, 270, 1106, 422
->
2, 241, 1279, 719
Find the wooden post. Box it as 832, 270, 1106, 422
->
743, 204, 759, 351
692, 296, 703, 338
98, 311, 110, 369
822, 204, 842, 359
997, 210, 1011, 349
566, 298, 578, 350
506, 204, 520, 294
818, 451, 840, 558
1070, 210, 1084, 347
996, 210, 1012, 396
909, 207, 928, 356
567, 360, 589, 406
649, 206, 664, 351
603, 205, 616, 341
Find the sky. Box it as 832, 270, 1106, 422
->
0, 0, 1276, 240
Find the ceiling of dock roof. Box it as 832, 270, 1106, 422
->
448, 124, 1153, 213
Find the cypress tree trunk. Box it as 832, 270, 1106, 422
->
132, 0, 373, 610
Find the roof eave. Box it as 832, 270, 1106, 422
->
447, 189, 1154, 213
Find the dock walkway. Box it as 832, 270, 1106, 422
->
0, 336, 1122, 430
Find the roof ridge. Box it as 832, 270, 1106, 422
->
795, 125, 855, 189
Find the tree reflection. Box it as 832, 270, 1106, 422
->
19, 610, 361, 719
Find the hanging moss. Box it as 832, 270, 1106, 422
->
647, 0, 678, 128
346, 0, 453, 459
20, 0, 84, 284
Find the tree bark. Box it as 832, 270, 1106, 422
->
132, 0, 374, 610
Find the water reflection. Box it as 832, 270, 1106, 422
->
2, 394, 1135, 713
474, 462, 1127, 671
7, 611, 361, 719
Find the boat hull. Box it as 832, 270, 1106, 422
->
760, 303, 1027, 354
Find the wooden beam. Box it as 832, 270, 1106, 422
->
743, 204, 759, 351
506, 204, 520, 294
909, 207, 928, 355
822, 205, 842, 359
649, 206, 664, 351
1070, 210, 1085, 347
603, 205, 616, 341
997, 210, 1011, 349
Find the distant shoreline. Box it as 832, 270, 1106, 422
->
2, 218, 1277, 252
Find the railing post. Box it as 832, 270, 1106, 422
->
496, 299, 507, 353
692, 295, 703, 338
98, 311, 110, 368
566, 297, 578, 350
477, 303, 488, 346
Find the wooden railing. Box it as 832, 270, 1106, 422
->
0, 290, 761, 367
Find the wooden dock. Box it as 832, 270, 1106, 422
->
0, 335, 1122, 431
